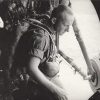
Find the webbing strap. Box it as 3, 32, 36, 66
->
25, 18, 56, 61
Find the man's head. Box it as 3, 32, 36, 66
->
50, 5, 74, 35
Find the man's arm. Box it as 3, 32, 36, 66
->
72, 19, 81, 36
28, 56, 68, 100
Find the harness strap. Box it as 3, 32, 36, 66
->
25, 18, 56, 61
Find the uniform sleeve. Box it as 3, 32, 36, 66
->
29, 30, 49, 60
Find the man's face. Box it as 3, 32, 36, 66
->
55, 13, 74, 35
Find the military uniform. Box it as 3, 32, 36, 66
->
10, 19, 59, 100
0, 0, 71, 99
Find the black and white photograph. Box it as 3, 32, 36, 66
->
0, 0, 100, 100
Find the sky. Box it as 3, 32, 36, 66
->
59, 0, 100, 100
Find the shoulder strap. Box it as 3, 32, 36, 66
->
25, 18, 53, 35
25, 18, 56, 61
50, 0, 60, 8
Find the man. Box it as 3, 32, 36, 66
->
10, 5, 74, 100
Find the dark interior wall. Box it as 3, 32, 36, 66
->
91, 0, 100, 20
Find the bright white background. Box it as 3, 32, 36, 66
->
59, 0, 100, 100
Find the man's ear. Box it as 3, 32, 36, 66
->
51, 17, 56, 24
